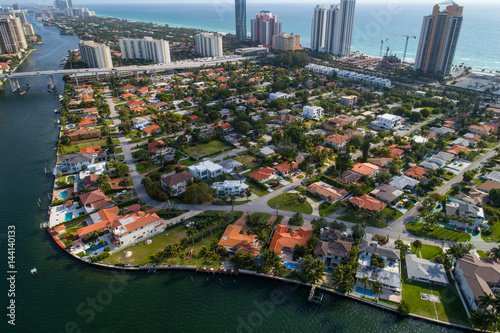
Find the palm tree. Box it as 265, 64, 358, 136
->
214, 212, 225, 232
360, 276, 370, 298
205, 218, 216, 236
371, 281, 383, 302
479, 293, 497, 311
197, 220, 206, 240
412, 240, 422, 253
229, 194, 237, 212
186, 227, 196, 245
331, 264, 354, 294
490, 246, 500, 262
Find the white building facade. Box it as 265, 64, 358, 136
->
303, 105, 324, 120
119, 37, 171, 64
188, 160, 224, 181
373, 114, 402, 130
195, 32, 223, 57
78, 40, 113, 68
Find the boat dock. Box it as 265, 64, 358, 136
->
308, 285, 323, 303
196, 267, 239, 276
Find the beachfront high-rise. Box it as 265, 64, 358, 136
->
120, 37, 171, 64
272, 33, 301, 51
78, 40, 113, 68
324, 0, 356, 57
251, 11, 282, 47
0, 15, 27, 53
195, 32, 223, 57
414, 1, 463, 77
310, 5, 327, 52
235, 0, 247, 40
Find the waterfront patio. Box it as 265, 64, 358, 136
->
49, 204, 85, 227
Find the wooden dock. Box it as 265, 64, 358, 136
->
196, 267, 238, 276
308, 286, 323, 303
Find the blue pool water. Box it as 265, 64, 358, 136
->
60, 190, 68, 199
325, 268, 334, 274
64, 212, 73, 221
284, 262, 296, 270
355, 287, 374, 297
88, 241, 108, 252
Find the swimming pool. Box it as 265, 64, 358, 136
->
64, 212, 73, 221
284, 262, 296, 270
88, 241, 108, 253
355, 287, 374, 297
60, 190, 68, 199
325, 268, 333, 274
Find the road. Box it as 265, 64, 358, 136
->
105, 89, 499, 251
1, 56, 249, 79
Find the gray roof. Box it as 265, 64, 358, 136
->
446, 200, 483, 219
389, 175, 419, 190
420, 160, 441, 171
360, 241, 400, 262
429, 127, 454, 135
405, 254, 448, 284
434, 152, 455, 162
355, 264, 402, 290
451, 138, 470, 147
486, 171, 500, 183
60, 152, 94, 164
371, 184, 403, 203
217, 158, 243, 170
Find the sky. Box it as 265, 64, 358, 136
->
1, 0, 497, 5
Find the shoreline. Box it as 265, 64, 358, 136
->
49, 229, 474, 332
0, 48, 35, 87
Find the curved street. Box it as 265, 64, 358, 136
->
105, 89, 500, 252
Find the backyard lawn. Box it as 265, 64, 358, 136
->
481, 223, 500, 243
234, 154, 260, 169
410, 243, 443, 261
380, 207, 403, 220
319, 202, 342, 217
267, 193, 313, 215
184, 140, 232, 159
406, 222, 471, 242
61, 138, 109, 154
136, 162, 161, 175
245, 181, 270, 197
402, 268, 468, 325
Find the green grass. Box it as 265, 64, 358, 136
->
481, 223, 500, 242
402, 271, 468, 325
473, 178, 485, 187
380, 207, 403, 220
178, 158, 200, 166
251, 212, 273, 222
411, 243, 443, 261
61, 138, 109, 154
267, 193, 313, 215
234, 154, 260, 169
405, 222, 471, 242
136, 163, 161, 175
477, 250, 488, 258
319, 202, 342, 217
184, 140, 232, 159
245, 181, 270, 197
297, 175, 304, 179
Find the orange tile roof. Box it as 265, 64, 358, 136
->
117, 213, 162, 235
54, 225, 66, 232
446, 145, 469, 155
131, 106, 147, 112
349, 194, 386, 212
190, 115, 201, 122
121, 93, 137, 99
79, 118, 97, 126
307, 183, 348, 202
79, 145, 101, 154
148, 140, 166, 153
249, 167, 275, 181
326, 134, 349, 145
76, 206, 120, 237
218, 225, 260, 255
315, 146, 332, 152
404, 165, 428, 179
274, 161, 298, 173
351, 163, 380, 176
143, 125, 161, 134
390, 147, 405, 158
127, 100, 146, 108
269, 225, 313, 253
138, 87, 148, 93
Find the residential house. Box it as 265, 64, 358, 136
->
469, 124, 497, 137
372, 114, 402, 130
389, 146, 405, 158
148, 140, 175, 160
325, 134, 349, 151
404, 165, 428, 180
314, 229, 353, 267
446, 145, 469, 156
307, 183, 348, 204
269, 92, 288, 100
462, 189, 489, 206
269, 225, 313, 254
349, 194, 386, 212
303, 105, 324, 120
259, 146, 275, 157
151, 102, 168, 110
217, 159, 243, 173
351, 163, 380, 177
485, 171, 500, 183
369, 157, 393, 168
188, 160, 224, 181
143, 125, 161, 135
248, 167, 276, 182
340, 95, 358, 107
464, 133, 482, 145
275, 114, 297, 124
446, 198, 485, 227
160, 171, 194, 196
356, 241, 401, 295
370, 184, 403, 204
127, 100, 146, 109
389, 175, 419, 190
405, 254, 448, 285
479, 180, 500, 193
212, 180, 249, 196
454, 254, 500, 311
83, 174, 98, 190
450, 138, 470, 148
131, 116, 152, 129
58, 152, 95, 173
79, 189, 114, 214
65, 128, 101, 141
344, 128, 363, 138
111, 212, 164, 247
274, 161, 298, 175
337, 170, 362, 184
219, 109, 231, 117
76, 206, 120, 239
217, 225, 260, 255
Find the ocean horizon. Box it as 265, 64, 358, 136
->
82, 2, 500, 71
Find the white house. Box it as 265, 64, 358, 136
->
112, 212, 165, 246
217, 158, 243, 173
188, 160, 223, 181
405, 254, 448, 285
269, 92, 288, 101
58, 153, 95, 174
303, 105, 324, 120
372, 114, 402, 130
212, 180, 249, 196
131, 116, 152, 129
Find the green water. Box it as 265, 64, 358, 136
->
0, 19, 463, 333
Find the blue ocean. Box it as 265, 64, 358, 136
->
82, 2, 500, 71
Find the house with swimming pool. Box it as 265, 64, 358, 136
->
314, 228, 353, 267
269, 225, 313, 261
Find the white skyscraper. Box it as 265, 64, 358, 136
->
195, 32, 223, 57
120, 37, 171, 64
320, 0, 356, 57
78, 40, 113, 69
310, 5, 327, 52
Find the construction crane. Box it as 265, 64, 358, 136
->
392, 34, 417, 67
372, 39, 388, 58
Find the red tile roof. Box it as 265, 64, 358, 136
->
446, 145, 469, 155
349, 194, 386, 212
218, 225, 260, 255
274, 161, 298, 173
249, 167, 275, 181
404, 165, 428, 179
269, 225, 313, 253
351, 163, 380, 176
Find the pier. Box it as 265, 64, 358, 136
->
308, 286, 323, 303
196, 267, 239, 276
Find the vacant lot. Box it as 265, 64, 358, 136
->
406, 222, 471, 242
185, 140, 232, 159
268, 193, 312, 215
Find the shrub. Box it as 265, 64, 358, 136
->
289, 212, 304, 226
398, 300, 411, 316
